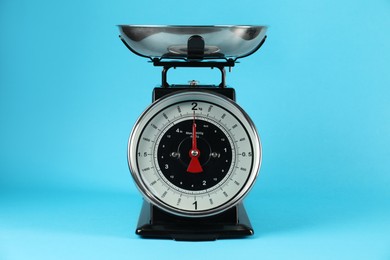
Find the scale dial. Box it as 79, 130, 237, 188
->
128, 91, 261, 217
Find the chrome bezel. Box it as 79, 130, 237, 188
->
128, 90, 261, 217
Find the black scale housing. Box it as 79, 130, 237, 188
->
133, 86, 253, 241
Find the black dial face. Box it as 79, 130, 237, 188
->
157, 118, 233, 191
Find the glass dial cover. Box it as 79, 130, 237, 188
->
128, 91, 261, 217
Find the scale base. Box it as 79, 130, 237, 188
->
135, 201, 254, 241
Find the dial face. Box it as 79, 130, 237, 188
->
128, 91, 261, 217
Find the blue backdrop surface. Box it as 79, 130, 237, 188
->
1, 0, 390, 259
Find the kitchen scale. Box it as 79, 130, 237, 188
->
118, 25, 267, 241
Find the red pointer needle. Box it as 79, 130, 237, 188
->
187, 112, 203, 173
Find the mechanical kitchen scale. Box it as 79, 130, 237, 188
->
118, 25, 267, 241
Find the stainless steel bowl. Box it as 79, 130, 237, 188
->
118, 25, 267, 60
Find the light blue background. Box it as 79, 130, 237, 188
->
1, 0, 389, 259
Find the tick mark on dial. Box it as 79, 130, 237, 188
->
162, 191, 167, 198
151, 124, 160, 131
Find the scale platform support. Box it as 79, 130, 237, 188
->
135, 86, 252, 241
136, 201, 253, 241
